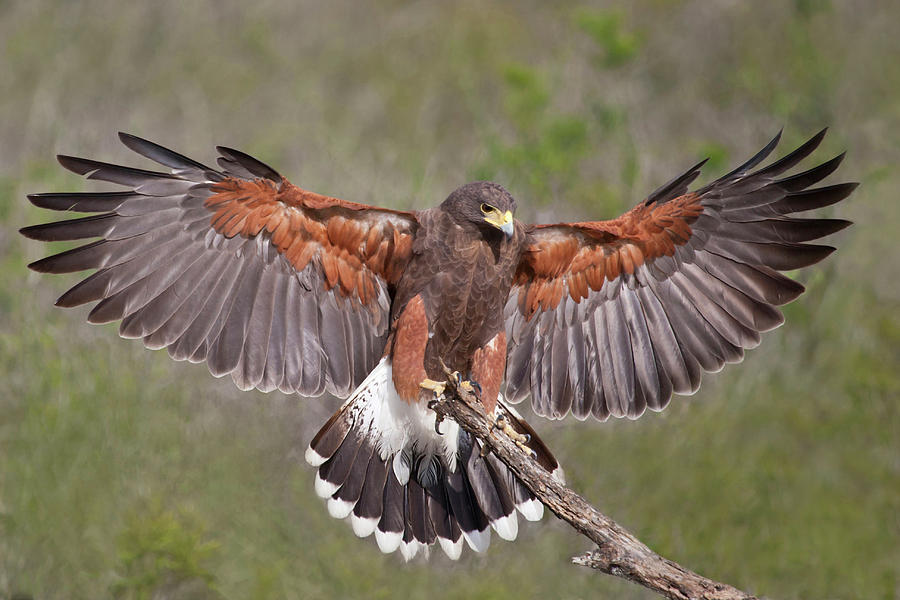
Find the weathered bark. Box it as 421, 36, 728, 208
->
430, 364, 759, 600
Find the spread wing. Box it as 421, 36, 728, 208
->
504, 129, 856, 421
22, 133, 418, 398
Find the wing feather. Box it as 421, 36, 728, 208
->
621, 287, 659, 413
121, 249, 223, 341
165, 248, 245, 360
604, 299, 635, 417
88, 242, 208, 325
208, 255, 265, 377
235, 263, 280, 391
259, 271, 290, 393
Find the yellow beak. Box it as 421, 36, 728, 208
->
484, 210, 514, 238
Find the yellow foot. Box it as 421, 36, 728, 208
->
494, 414, 535, 457
419, 378, 446, 397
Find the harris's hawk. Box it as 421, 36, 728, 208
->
22, 130, 855, 559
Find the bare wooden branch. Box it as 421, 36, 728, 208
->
431, 366, 759, 600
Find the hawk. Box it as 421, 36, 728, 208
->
22, 130, 855, 560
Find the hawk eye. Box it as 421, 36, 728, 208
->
480, 203, 494, 214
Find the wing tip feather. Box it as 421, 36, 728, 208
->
56, 154, 95, 176
215, 145, 281, 181
18, 224, 42, 241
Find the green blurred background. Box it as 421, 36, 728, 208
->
1, 1, 898, 599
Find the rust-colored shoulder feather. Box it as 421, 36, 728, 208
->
204, 177, 415, 299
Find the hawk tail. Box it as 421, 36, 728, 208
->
305, 357, 561, 560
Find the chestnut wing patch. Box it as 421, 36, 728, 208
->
205, 177, 413, 305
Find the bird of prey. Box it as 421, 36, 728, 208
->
22, 130, 855, 560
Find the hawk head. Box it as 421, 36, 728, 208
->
441, 181, 517, 238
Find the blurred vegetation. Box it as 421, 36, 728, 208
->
112, 499, 222, 600
1, 1, 898, 599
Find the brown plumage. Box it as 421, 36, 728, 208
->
387, 182, 524, 402
21, 129, 855, 559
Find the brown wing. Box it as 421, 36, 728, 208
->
504, 129, 856, 421
22, 133, 418, 397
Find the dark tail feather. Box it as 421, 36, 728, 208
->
306, 396, 561, 560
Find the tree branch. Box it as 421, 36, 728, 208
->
431, 365, 759, 600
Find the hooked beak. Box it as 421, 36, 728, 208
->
485, 210, 515, 239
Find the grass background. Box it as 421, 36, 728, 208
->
1, 1, 898, 598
